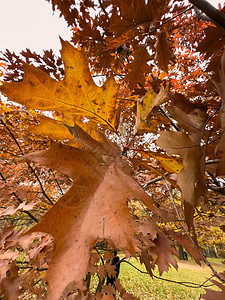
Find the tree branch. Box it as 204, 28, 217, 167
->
122, 260, 214, 288
98, 0, 107, 15
50, 169, 64, 195
142, 173, 168, 188
0, 118, 54, 205
0, 171, 38, 223
189, 0, 225, 28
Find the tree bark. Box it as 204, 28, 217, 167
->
189, 0, 225, 29
178, 244, 185, 260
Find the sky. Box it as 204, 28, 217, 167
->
0, 0, 223, 55
0, 0, 71, 55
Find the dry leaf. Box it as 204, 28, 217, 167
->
0, 202, 35, 217
0, 39, 120, 134
212, 49, 225, 175
24, 124, 161, 299
168, 230, 202, 265
0, 262, 21, 300
135, 84, 169, 133
150, 232, 178, 276
105, 29, 139, 51
109, 0, 168, 37
201, 279, 225, 300
139, 248, 155, 277
197, 26, 225, 59
155, 31, 172, 72
125, 45, 152, 91
157, 104, 208, 229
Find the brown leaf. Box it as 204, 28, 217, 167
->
47, 0, 78, 26
0, 223, 14, 248
122, 293, 138, 300
1, 277, 21, 300
157, 103, 208, 229
102, 295, 115, 300
212, 50, 225, 175
0, 262, 21, 300
24, 126, 160, 298
105, 29, 139, 51
109, 0, 168, 37
197, 26, 225, 59
137, 219, 158, 240
0, 261, 10, 285
220, 225, 225, 232
0, 202, 35, 217
201, 279, 225, 300
155, 31, 172, 72
150, 232, 178, 276
168, 230, 202, 265
125, 46, 152, 91
139, 248, 154, 277
0, 249, 20, 260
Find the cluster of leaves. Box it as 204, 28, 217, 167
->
1, 0, 225, 299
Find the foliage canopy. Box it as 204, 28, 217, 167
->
1, 0, 225, 299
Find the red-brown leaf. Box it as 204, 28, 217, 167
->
201, 279, 225, 300
168, 230, 202, 265
155, 31, 172, 72
24, 127, 160, 298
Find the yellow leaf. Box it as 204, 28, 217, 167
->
135, 85, 169, 133
152, 155, 183, 174
140, 151, 183, 174
29, 115, 74, 141
0, 39, 120, 132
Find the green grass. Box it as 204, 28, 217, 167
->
118, 257, 225, 300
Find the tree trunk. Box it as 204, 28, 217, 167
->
178, 244, 185, 260
214, 246, 218, 258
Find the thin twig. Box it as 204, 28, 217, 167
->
206, 184, 225, 195
0, 148, 17, 156
160, 6, 194, 29
205, 159, 220, 165
0, 118, 54, 205
94, 246, 105, 266
208, 136, 221, 145
50, 169, 64, 195
98, 0, 108, 16
0, 171, 38, 223
142, 175, 167, 188
157, 106, 180, 131
122, 260, 214, 288
137, 82, 180, 132
207, 172, 221, 188
137, 160, 178, 188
